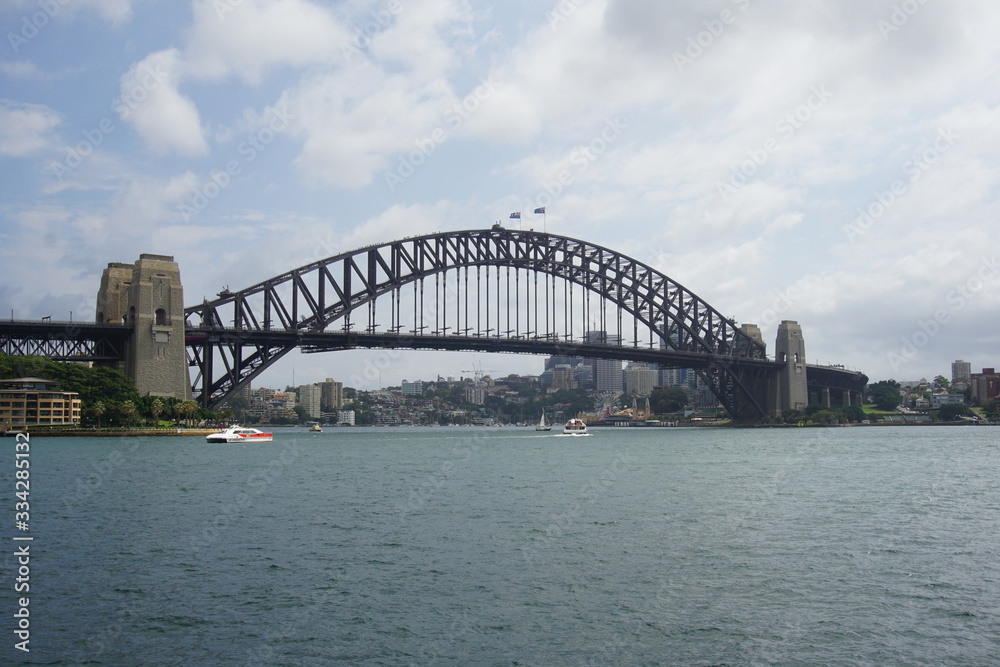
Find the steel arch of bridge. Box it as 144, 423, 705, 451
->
185, 228, 775, 419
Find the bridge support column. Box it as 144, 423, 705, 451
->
822, 388, 831, 408
772, 320, 808, 416
97, 254, 191, 400
843, 390, 852, 408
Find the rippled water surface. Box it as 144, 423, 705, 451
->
7, 425, 1000, 665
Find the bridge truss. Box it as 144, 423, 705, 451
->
185, 228, 776, 420
0, 320, 130, 362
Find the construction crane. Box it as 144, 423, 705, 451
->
461, 365, 499, 384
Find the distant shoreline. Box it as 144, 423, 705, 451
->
3, 428, 217, 438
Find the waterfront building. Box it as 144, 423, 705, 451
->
971, 368, 1000, 403
930, 393, 965, 409
0, 378, 82, 428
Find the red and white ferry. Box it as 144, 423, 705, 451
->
206, 425, 273, 443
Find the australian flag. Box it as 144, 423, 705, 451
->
509, 212, 521, 219
534, 207, 545, 214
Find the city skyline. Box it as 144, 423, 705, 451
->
1, 0, 998, 388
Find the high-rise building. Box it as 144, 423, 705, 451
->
624, 364, 659, 396
551, 365, 578, 390
401, 380, 423, 396
545, 354, 583, 370
586, 331, 623, 393
298, 384, 322, 419
660, 367, 688, 387
952, 360, 972, 385
321, 378, 344, 411
465, 386, 487, 404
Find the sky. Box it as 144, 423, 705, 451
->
1, 0, 998, 391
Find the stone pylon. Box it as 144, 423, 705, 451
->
772, 320, 808, 415
96, 254, 191, 399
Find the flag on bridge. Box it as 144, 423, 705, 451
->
509, 212, 521, 219
534, 207, 545, 214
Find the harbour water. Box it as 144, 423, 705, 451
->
6, 425, 1000, 665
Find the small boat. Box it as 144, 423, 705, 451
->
535, 411, 552, 431
206, 425, 273, 443
309, 423, 322, 432
563, 418, 588, 435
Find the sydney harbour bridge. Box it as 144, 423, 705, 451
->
0, 227, 867, 422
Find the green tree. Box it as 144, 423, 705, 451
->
812, 409, 842, 425
649, 386, 688, 414
843, 405, 866, 423
936, 403, 971, 422
92, 400, 106, 428
120, 400, 137, 426
150, 398, 164, 425
868, 380, 902, 411
176, 400, 198, 425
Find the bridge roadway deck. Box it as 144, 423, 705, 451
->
185, 326, 782, 370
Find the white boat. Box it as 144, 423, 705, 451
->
563, 418, 588, 435
309, 424, 322, 432
206, 425, 273, 443
535, 411, 552, 431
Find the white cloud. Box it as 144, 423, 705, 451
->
185, 0, 353, 84
117, 49, 208, 157
0, 60, 44, 79
4, 0, 134, 25
0, 100, 61, 156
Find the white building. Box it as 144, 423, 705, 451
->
401, 380, 424, 396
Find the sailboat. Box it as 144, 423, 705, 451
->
535, 411, 552, 431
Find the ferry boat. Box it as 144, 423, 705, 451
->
563, 418, 588, 435
206, 425, 273, 443
309, 423, 322, 432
